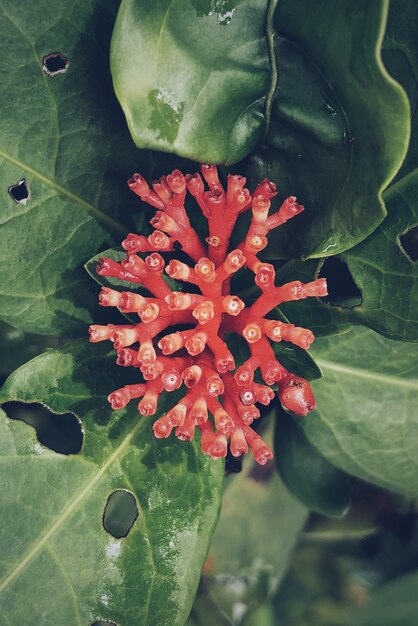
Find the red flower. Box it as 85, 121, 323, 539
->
89, 166, 327, 465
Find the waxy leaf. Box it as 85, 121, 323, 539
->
0, 342, 224, 625
111, 0, 270, 165
277, 0, 418, 340
274, 408, 352, 518
0, 0, 150, 336
339, 172, 418, 340
253, 0, 410, 258
112, 0, 410, 258
384, 0, 418, 182
302, 327, 418, 497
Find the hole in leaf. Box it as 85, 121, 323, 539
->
8, 179, 29, 205
103, 490, 139, 538
2, 401, 83, 454
318, 257, 362, 308
92, 622, 118, 626
399, 225, 418, 262
42, 52, 69, 76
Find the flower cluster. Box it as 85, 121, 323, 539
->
89, 165, 327, 464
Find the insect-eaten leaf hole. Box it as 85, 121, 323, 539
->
8, 179, 29, 205
399, 225, 418, 262
42, 52, 69, 76
1, 401, 83, 454
318, 257, 362, 308
103, 490, 139, 539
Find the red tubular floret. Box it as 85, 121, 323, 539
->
176, 413, 196, 441
122, 233, 149, 253
230, 428, 249, 457
153, 414, 174, 439
161, 369, 183, 391
91, 166, 326, 465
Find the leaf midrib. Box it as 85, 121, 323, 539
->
0, 416, 146, 595
0, 148, 128, 236
316, 358, 418, 390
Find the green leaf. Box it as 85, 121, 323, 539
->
349, 571, 418, 626
110, 0, 270, 165
0, 0, 152, 336
274, 408, 352, 517
302, 326, 418, 497
254, 0, 410, 259
383, 0, 418, 182
112, 0, 410, 257
277, 1, 418, 341
0, 342, 224, 625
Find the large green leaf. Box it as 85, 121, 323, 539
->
254, 0, 410, 259
0, 0, 152, 337
112, 0, 410, 258
384, 0, 418, 182
110, 0, 270, 165
301, 327, 418, 497
278, 5, 418, 339
276, 0, 418, 340
0, 342, 224, 625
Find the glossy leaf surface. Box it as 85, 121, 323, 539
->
254, 0, 409, 258
112, 0, 410, 258
384, 0, 418, 182
303, 327, 418, 496
276, 0, 418, 340
111, 0, 270, 165
0, 343, 224, 625
0, 0, 149, 336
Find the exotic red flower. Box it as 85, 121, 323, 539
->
89, 165, 327, 465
